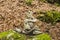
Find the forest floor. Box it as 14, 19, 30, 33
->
0, 0, 60, 40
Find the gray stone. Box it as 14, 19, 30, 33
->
14, 28, 21, 33
14, 11, 42, 35
33, 30, 42, 34
22, 11, 42, 34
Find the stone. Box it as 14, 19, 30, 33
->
14, 11, 42, 35
14, 28, 21, 33
33, 30, 42, 34
22, 11, 42, 35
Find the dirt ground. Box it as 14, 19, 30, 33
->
0, 0, 60, 40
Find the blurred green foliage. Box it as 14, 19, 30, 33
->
0, 30, 26, 40
37, 10, 60, 24
25, 0, 33, 6
33, 33, 51, 40
40, 0, 60, 6
0, 30, 51, 40
25, 0, 60, 6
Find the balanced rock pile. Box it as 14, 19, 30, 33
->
15, 11, 42, 35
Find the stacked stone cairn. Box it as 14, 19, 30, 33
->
14, 11, 42, 35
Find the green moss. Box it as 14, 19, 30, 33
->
0, 30, 52, 40
33, 33, 51, 40
0, 30, 26, 40
25, 0, 33, 6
